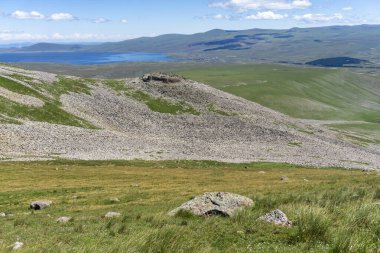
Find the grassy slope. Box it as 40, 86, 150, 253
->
329, 123, 380, 145
0, 161, 379, 252
0, 70, 203, 126
103, 79, 200, 115
0, 75, 95, 127
177, 64, 380, 123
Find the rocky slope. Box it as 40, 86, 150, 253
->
0, 65, 379, 170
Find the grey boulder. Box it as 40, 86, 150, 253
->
169, 192, 253, 217
10, 241, 23, 250
258, 209, 292, 227
104, 212, 121, 218
56, 216, 72, 223
30, 200, 52, 210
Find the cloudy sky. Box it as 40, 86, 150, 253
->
0, 0, 379, 43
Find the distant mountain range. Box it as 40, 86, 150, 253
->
3, 25, 380, 65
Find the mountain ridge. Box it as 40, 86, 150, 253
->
3, 25, 380, 65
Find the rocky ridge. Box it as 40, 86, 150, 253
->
0, 65, 379, 170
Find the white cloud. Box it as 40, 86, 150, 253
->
0, 32, 132, 42
211, 14, 232, 19
342, 6, 353, 11
196, 14, 232, 20
49, 13, 75, 21
209, 0, 312, 11
93, 18, 110, 23
121, 19, 128, 23
0, 32, 48, 41
294, 13, 344, 22
11, 10, 44, 20
245, 11, 287, 19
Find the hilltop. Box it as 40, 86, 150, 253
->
0, 65, 379, 169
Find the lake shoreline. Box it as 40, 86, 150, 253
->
0, 52, 175, 65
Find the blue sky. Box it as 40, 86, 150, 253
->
0, 0, 379, 43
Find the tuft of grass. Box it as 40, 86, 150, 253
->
174, 209, 197, 219
288, 141, 303, 147
207, 104, 236, 116
289, 207, 331, 243
373, 188, 380, 200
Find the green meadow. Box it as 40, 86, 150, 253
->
0, 161, 379, 252
177, 64, 380, 123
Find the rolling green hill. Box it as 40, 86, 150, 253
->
176, 64, 380, 123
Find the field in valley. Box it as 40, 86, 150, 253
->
0, 160, 379, 252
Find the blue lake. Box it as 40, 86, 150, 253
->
0, 52, 173, 65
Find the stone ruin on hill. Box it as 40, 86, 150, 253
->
142, 73, 182, 83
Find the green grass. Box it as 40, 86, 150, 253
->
0, 160, 379, 252
102, 79, 200, 115
329, 123, 380, 145
207, 104, 236, 116
0, 76, 44, 99
0, 75, 96, 128
44, 76, 93, 99
102, 79, 127, 94
9, 73, 34, 82
128, 90, 200, 115
0, 96, 95, 128
176, 64, 380, 123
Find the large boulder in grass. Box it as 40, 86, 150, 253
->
258, 209, 293, 227
30, 200, 52, 210
168, 192, 253, 217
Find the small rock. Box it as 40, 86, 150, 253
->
104, 212, 121, 218
0, 212, 6, 217
30, 200, 52, 210
258, 209, 292, 227
168, 192, 253, 217
109, 197, 120, 203
56, 217, 72, 223
280, 176, 289, 181
10, 241, 23, 250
